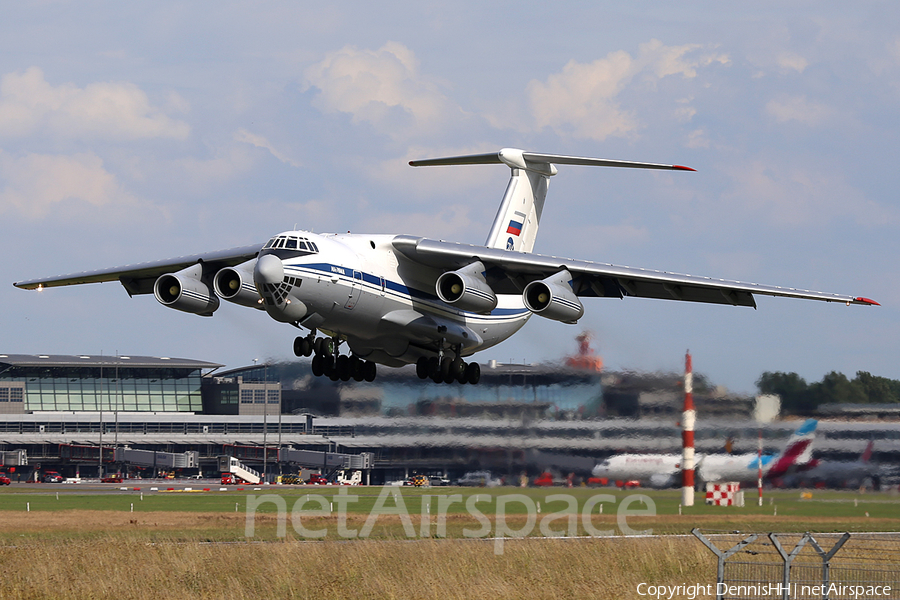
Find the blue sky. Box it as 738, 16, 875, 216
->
2, 2, 898, 394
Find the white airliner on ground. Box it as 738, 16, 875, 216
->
591, 419, 819, 487
14, 149, 877, 384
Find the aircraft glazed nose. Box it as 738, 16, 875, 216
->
254, 253, 284, 286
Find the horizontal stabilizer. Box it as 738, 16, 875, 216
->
410, 148, 695, 172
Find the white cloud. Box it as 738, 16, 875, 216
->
766, 95, 834, 125
304, 42, 459, 137
235, 128, 301, 168
0, 67, 190, 140
525, 40, 728, 141
0, 150, 135, 219
776, 52, 809, 73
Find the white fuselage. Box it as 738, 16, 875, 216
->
258, 231, 531, 367
592, 452, 781, 486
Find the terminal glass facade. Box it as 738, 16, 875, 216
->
0, 365, 204, 412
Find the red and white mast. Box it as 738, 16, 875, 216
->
681, 350, 695, 506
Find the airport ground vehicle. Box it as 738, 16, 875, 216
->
0, 473, 10, 485
42, 471, 63, 483
456, 471, 502, 487
533, 473, 556, 486
407, 475, 429, 487
221, 473, 249, 485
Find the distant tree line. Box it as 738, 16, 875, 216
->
756, 371, 900, 415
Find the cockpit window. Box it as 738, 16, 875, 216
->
264, 235, 318, 254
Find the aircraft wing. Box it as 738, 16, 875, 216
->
13, 244, 262, 296
392, 236, 878, 307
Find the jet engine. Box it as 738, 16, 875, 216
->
153, 263, 219, 316
522, 269, 584, 323
213, 259, 262, 309
435, 261, 497, 313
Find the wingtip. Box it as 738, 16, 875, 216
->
855, 297, 880, 306
672, 165, 696, 172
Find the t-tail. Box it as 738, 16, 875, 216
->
410, 148, 694, 254
766, 418, 818, 478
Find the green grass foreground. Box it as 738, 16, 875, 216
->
0, 486, 896, 599
1, 486, 897, 540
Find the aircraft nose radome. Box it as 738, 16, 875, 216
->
254, 253, 284, 286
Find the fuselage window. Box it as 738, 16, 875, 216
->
285, 238, 298, 249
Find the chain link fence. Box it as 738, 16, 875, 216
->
693, 529, 900, 600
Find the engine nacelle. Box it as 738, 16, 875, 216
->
153, 264, 219, 316
435, 261, 497, 313
522, 270, 584, 323
213, 259, 262, 309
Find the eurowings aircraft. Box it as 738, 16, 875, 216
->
591, 419, 818, 487
13, 149, 877, 384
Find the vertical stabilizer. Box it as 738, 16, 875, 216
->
408, 147, 694, 254
484, 162, 552, 253
767, 419, 818, 477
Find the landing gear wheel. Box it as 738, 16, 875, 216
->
363, 361, 377, 382
311, 354, 324, 377
322, 338, 335, 357
416, 357, 429, 380
440, 357, 453, 379
350, 356, 364, 382
313, 338, 324, 356
465, 362, 481, 385
431, 362, 444, 384
294, 337, 313, 357
453, 359, 467, 384
442, 357, 456, 384
427, 357, 440, 379
336, 355, 351, 382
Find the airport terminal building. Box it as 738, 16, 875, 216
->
1, 353, 897, 484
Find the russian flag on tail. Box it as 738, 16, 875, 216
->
506, 211, 526, 236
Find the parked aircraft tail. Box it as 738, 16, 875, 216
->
766, 418, 818, 478
861, 439, 875, 463
409, 148, 694, 254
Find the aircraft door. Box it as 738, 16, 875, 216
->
345, 270, 363, 309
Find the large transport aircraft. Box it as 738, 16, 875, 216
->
14, 149, 877, 384
591, 419, 819, 487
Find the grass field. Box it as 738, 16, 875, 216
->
0, 486, 897, 598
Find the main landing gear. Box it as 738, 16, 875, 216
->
415, 355, 480, 385
294, 334, 377, 383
